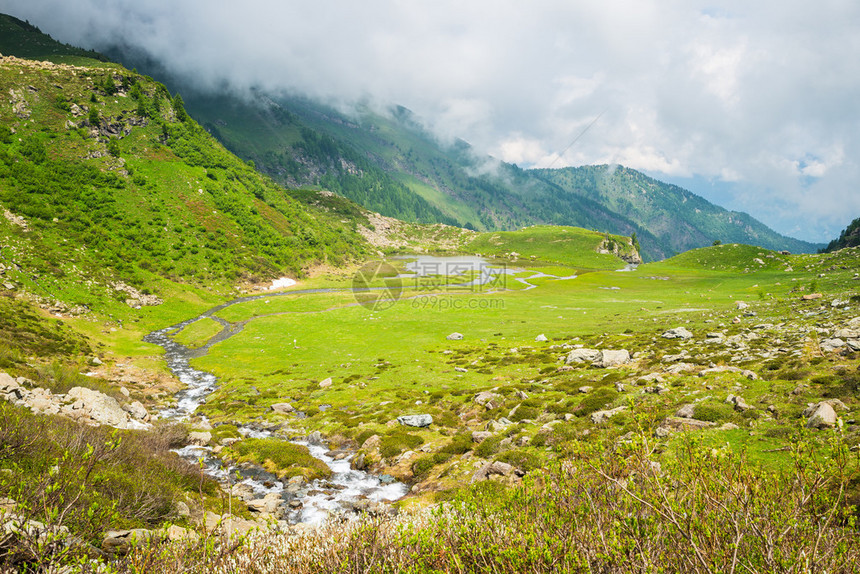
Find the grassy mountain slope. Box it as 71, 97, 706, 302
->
93, 42, 819, 261
182, 91, 820, 259
0, 53, 368, 316
823, 216, 860, 252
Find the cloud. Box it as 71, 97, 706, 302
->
6, 0, 860, 241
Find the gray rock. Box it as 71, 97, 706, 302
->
535, 334, 548, 342
473, 391, 503, 409
102, 529, 155, 554
662, 327, 694, 340
470, 461, 520, 483
806, 402, 838, 429
578, 386, 593, 394
725, 394, 752, 412
471, 431, 493, 443
271, 402, 294, 414
446, 332, 464, 340
122, 400, 149, 421
66, 386, 129, 428
592, 350, 631, 368
591, 406, 627, 424
187, 431, 211, 446
675, 404, 696, 419
736, 301, 750, 310
565, 348, 601, 364
397, 414, 433, 428
820, 338, 845, 353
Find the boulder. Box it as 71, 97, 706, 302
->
318, 377, 333, 388
725, 394, 752, 412
801, 293, 823, 300
592, 350, 631, 368
102, 529, 155, 554
473, 391, 503, 409
470, 461, 521, 483
735, 301, 750, 310
805, 402, 838, 429
247, 493, 284, 516
397, 414, 433, 428
662, 417, 715, 431
471, 431, 493, 443
675, 404, 696, 419
446, 333, 464, 341
590, 406, 627, 424
535, 334, 548, 342
66, 387, 129, 428
307, 431, 324, 446
578, 386, 593, 394
565, 348, 601, 364
187, 431, 211, 446
270, 402, 295, 414
820, 339, 845, 353
164, 524, 199, 543
662, 327, 693, 340
0, 373, 20, 393
122, 401, 149, 421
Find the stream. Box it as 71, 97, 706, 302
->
143, 286, 409, 525
143, 256, 579, 525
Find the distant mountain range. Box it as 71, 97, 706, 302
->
171, 88, 820, 260
1, 14, 822, 260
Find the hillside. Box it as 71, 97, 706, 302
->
96, 43, 820, 260
532, 165, 818, 255
823, 216, 860, 252
0, 53, 369, 317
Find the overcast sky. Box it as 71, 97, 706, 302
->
7, 0, 860, 242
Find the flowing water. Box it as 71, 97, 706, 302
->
143, 287, 408, 525
144, 256, 577, 524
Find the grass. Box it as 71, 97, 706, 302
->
173, 317, 223, 349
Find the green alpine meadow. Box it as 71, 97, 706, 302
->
0, 10, 859, 574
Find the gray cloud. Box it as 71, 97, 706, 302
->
7, 0, 860, 241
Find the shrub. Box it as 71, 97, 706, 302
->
379, 431, 423, 459
227, 438, 330, 480
475, 435, 504, 458
576, 389, 618, 417
494, 449, 541, 472
693, 402, 734, 423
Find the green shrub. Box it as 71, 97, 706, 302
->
441, 432, 473, 455
227, 438, 330, 480
510, 405, 540, 422
379, 431, 424, 459
494, 449, 541, 472
576, 389, 618, 417
693, 402, 734, 423
475, 435, 503, 458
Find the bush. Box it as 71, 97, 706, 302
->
227, 438, 330, 480
379, 431, 423, 459
494, 449, 541, 472
475, 435, 503, 458
693, 402, 734, 423
576, 389, 618, 417
440, 432, 473, 455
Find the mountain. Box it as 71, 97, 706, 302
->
822, 217, 860, 253
531, 165, 818, 256
171, 90, 821, 260
97, 42, 819, 260
0, 19, 369, 313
